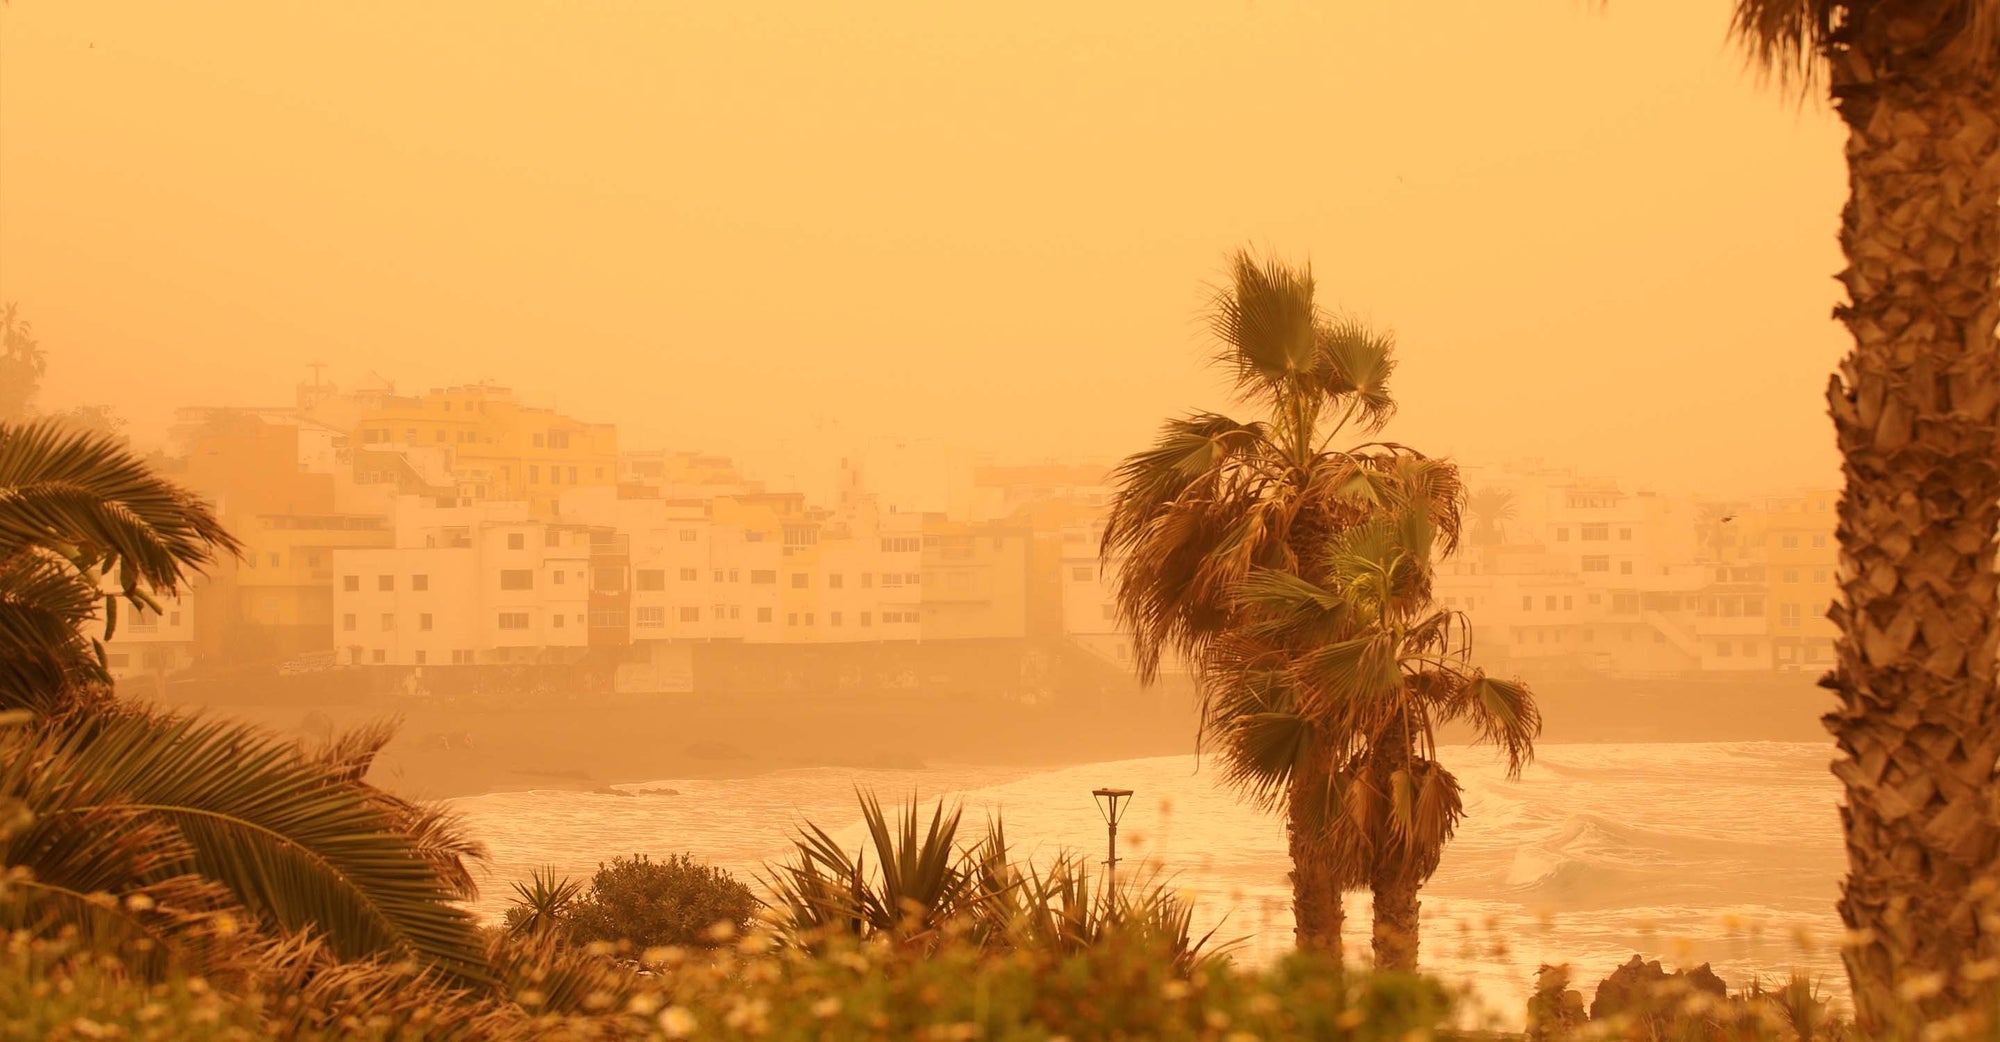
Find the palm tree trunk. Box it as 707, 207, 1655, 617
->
1368, 862, 1420, 973
1820, 45, 2000, 1032
1286, 736, 1343, 959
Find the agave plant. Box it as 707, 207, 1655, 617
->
763, 791, 1014, 949
0, 706, 492, 984
504, 866, 585, 939
995, 853, 1239, 975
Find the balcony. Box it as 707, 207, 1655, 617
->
1694, 615, 1769, 637
590, 534, 631, 557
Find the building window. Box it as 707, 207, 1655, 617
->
508, 533, 525, 550
804, 613, 814, 626
553, 570, 565, 585
1620, 561, 1634, 575
533, 434, 546, 448
568, 466, 577, 484
1742, 640, 1759, 657
413, 650, 427, 665
343, 575, 360, 592
1781, 534, 1800, 549
1545, 596, 1558, 610
419, 613, 433, 631
500, 569, 534, 590
680, 529, 698, 542
750, 569, 776, 585
453, 650, 474, 665
637, 569, 666, 591
378, 575, 394, 591
593, 567, 623, 591
758, 607, 773, 623
1782, 568, 1799, 583
380, 613, 394, 631
529, 465, 540, 483
787, 613, 798, 626
829, 574, 844, 590
1812, 534, 1828, 548
553, 614, 565, 628
1581, 524, 1608, 541
1581, 555, 1610, 572
546, 529, 562, 547
714, 569, 725, 583
1556, 528, 1570, 542
1071, 565, 1094, 581
1618, 528, 1632, 540
1813, 569, 1829, 583
1781, 603, 1802, 628
679, 607, 700, 623
498, 612, 530, 630
1521, 596, 1532, 611
791, 574, 808, 588
412, 574, 429, 591
268, 552, 281, 567
861, 572, 872, 589
1716, 642, 1733, 657
372, 649, 386, 664
831, 612, 843, 626
1562, 596, 1573, 610
680, 568, 698, 582
860, 612, 872, 627
343, 613, 356, 631
637, 607, 666, 628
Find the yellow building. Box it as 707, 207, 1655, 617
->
340, 384, 618, 517
1748, 489, 1841, 672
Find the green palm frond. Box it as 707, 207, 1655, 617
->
1205, 250, 1322, 401
296, 718, 487, 899
0, 552, 112, 716
0, 421, 240, 597
3, 707, 490, 984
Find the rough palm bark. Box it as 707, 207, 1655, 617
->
1815, 12, 2000, 1029
1285, 734, 1343, 958
1367, 862, 1421, 973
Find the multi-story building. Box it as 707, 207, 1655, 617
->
94, 592, 198, 683
329, 499, 604, 667
324, 383, 618, 518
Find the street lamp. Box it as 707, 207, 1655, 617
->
1092, 787, 1133, 892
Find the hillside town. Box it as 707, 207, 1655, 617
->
98, 373, 1839, 697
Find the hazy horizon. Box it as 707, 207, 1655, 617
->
2, 0, 1848, 501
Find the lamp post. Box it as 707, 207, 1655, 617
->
1092, 787, 1133, 892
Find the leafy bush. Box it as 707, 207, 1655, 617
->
505, 854, 757, 952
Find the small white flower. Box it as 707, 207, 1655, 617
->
658, 1006, 697, 1038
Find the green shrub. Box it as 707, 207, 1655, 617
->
531, 854, 758, 952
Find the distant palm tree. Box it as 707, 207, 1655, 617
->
1463, 487, 1516, 548
0, 305, 44, 422
0, 420, 238, 716
1101, 251, 1463, 960
1727, 2, 1999, 1027
1212, 504, 1538, 970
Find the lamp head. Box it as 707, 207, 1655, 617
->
1092, 787, 1134, 826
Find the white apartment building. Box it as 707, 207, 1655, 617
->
95, 592, 198, 682
330, 498, 598, 667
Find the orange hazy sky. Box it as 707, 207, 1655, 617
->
1, 1, 1848, 500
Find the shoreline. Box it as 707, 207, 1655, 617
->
144, 671, 1838, 803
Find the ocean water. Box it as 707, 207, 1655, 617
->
449, 741, 1848, 1026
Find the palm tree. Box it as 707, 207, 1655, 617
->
1, 707, 492, 983
0, 304, 44, 422
0, 421, 491, 983
1727, 2, 2000, 1028
1, 419, 239, 716
1101, 250, 1463, 959
1212, 504, 1538, 971
1463, 487, 1517, 548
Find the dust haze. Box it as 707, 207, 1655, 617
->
2, 0, 1874, 1020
